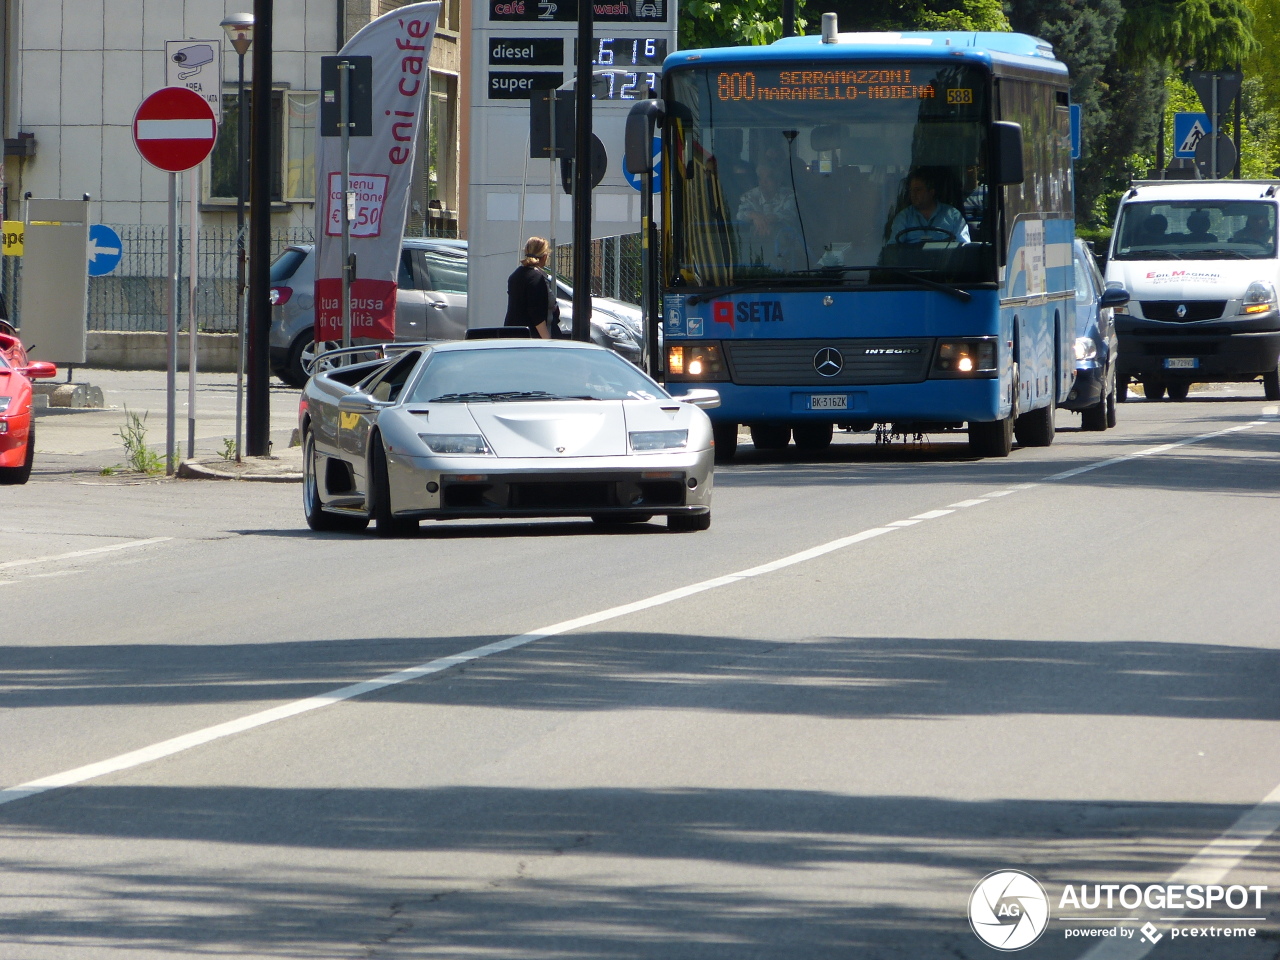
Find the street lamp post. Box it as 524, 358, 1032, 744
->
221, 13, 254, 462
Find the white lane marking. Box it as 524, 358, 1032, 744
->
888, 519, 923, 526
983, 489, 1017, 498
1042, 422, 1257, 484
911, 509, 955, 520
948, 499, 989, 508
1078, 785, 1280, 960
0, 538, 171, 572
0, 525, 899, 809
1, 417, 1275, 811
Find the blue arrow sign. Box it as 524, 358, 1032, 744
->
87, 224, 123, 276
623, 135, 662, 194
1174, 112, 1212, 159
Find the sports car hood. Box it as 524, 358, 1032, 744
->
467, 400, 628, 457
1106, 259, 1273, 300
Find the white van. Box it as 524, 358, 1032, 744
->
1105, 180, 1280, 400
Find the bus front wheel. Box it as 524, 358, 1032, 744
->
713, 422, 738, 463
750, 424, 792, 451
1014, 403, 1055, 447
968, 416, 1013, 457
792, 422, 833, 451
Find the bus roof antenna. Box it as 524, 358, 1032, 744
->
821, 12, 838, 42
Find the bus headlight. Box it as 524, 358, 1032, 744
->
931, 338, 998, 377
667, 343, 728, 381
1243, 281, 1276, 314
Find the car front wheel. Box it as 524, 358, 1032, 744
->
668, 511, 711, 532
369, 437, 418, 537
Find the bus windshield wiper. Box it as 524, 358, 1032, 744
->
686, 280, 776, 304
808, 266, 972, 302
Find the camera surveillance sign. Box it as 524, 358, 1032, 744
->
166, 40, 223, 120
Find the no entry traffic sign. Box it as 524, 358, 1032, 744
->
132, 87, 217, 172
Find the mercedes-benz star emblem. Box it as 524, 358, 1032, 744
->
814, 347, 844, 377
1177, 304, 1188, 318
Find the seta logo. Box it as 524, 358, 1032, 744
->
711, 300, 785, 329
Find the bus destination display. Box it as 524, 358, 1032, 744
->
716, 68, 966, 102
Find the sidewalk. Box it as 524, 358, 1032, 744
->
32, 368, 304, 481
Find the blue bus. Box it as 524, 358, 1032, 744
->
628, 18, 1075, 458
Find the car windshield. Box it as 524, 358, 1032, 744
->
0, 353, 9, 370
410, 347, 666, 402
1113, 200, 1277, 260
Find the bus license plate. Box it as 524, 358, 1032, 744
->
1163, 357, 1198, 370
810, 394, 847, 410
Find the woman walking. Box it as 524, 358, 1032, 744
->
504, 237, 560, 338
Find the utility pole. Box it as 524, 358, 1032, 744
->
246, 0, 273, 456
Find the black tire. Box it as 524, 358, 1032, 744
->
1106, 384, 1117, 428
968, 417, 1013, 457
712, 422, 738, 463
1080, 398, 1107, 431
1014, 403, 1055, 447
0, 421, 35, 485
1166, 381, 1190, 401
1143, 379, 1166, 400
591, 513, 652, 526
303, 430, 368, 532
1117, 376, 1129, 403
369, 437, 418, 537
668, 511, 711, 532
750, 424, 791, 451
278, 332, 311, 388
1264, 360, 1280, 400
792, 422, 834, 451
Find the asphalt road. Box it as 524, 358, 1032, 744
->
3, 380, 1279, 959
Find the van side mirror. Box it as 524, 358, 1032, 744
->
993, 121, 1024, 185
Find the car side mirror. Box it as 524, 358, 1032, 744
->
675, 388, 720, 409
337, 392, 384, 414
20, 361, 57, 379
1099, 287, 1130, 308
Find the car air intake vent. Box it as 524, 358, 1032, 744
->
1140, 300, 1226, 321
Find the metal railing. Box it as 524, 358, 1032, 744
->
1, 223, 639, 333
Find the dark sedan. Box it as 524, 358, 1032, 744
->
1061, 239, 1128, 430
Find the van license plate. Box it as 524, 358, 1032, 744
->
1163, 357, 1198, 370
810, 394, 848, 410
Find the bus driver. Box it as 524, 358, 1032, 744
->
888, 168, 970, 245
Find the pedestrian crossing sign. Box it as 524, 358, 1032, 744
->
1174, 112, 1213, 158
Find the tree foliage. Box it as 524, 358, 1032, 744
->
680, 0, 809, 49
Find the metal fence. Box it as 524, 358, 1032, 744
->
2, 224, 642, 333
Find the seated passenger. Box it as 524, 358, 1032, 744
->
888, 168, 970, 245
1231, 211, 1274, 248
1184, 210, 1216, 243
736, 151, 804, 269
1136, 213, 1168, 245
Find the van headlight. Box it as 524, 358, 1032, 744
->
1244, 281, 1276, 314
418, 434, 491, 455
629, 429, 688, 451
1073, 337, 1098, 361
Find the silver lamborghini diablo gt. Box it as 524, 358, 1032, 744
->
299, 339, 718, 536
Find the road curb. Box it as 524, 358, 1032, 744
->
177, 458, 303, 483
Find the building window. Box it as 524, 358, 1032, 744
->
207, 90, 317, 204
429, 72, 458, 212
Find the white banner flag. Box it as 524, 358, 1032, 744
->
314, 2, 441, 341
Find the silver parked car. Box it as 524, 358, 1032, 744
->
300, 339, 718, 536
270, 238, 645, 386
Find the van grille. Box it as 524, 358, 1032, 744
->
1139, 300, 1227, 321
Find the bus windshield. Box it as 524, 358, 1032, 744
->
666, 61, 995, 288
1112, 200, 1277, 261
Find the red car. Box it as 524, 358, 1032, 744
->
0, 320, 56, 484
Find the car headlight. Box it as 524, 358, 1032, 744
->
629, 429, 688, 451
0, 396, 10, 414
599, 321, 634, 342
931, 338, 997, 377
1244, 281, 1276, 314
1073, 336, 1098, 361
418, 434, 491, 455
666, 343, 727, 381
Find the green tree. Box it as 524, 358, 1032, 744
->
680, 0, 809, 49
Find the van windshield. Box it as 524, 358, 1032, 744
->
1113, 200, 1276, 260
